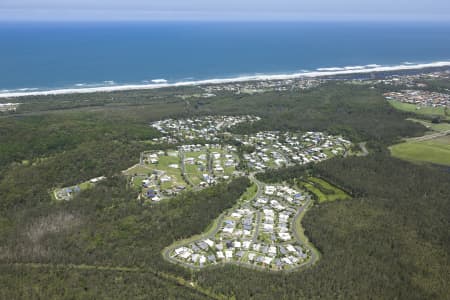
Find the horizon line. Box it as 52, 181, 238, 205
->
1, 10, 450, 23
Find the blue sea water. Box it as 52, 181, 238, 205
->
1, 21, 450, 91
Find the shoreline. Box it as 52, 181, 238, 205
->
1, 61, 450, 99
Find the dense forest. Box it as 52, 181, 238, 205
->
197, 154, 450, 299
0, 82, 449, 299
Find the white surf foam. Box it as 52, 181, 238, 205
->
151, 79, 168, 84
1, 61, 450, 99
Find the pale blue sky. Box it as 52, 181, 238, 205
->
1, 0, 450, 21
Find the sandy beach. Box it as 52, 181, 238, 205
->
1, 61, 450, 99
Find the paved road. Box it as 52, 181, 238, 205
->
163, 172, 321, 272
407, 130, 450, 142
358, 142, 369, 156
163, 172, 264, 270
162, 212, 227, 270
291, 199, 320, 269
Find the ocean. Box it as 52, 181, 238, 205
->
1, 21, 450, 95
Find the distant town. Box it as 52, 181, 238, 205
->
384, 90, 450, 108
375, 70, 450, 88
200, 78, 323, 95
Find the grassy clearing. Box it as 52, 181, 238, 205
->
125, 153, 186, 192
123, 164, 152, 176
388, 100, 450, 120
184, 151, 207, 185
240, 183, 257, 202
78, 181, 94, 191
390, 135, 450, 166
301, 177, 351, 203
156, 155, 185, 187
407, 118, 450, 133
293, 200, 320, 265
131, 175, 146, 190
185, 164, 204, 185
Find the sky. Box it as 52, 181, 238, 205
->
1, 0, 450, 22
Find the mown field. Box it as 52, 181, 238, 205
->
390, 135, 450, 166
300, 177, 351, 203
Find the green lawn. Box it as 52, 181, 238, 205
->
388, 100, 450, 120
184, 163, 204, 185
156, 155, 185, 188
123, 164, 153, 176
390, 135, 450, 166
240, 183, 257, 202
184, 151, 207, 185
301, 177, 351, 203
407, 118, 450, 133
131, 175, 146, 190
126, 153, 186, 190
224, 166, 235, 176
79, 181, 95, 191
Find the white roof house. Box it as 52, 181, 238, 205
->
278, 232, 292, 241
282, 257, 293, 265
263, 224, 274, 232
204, 239, 215, 248
160, 175, 172, 183
175, 247, 191, 256
233, 241, 242, 248
286, 244, 297, 252
223, 227, 234, 234
191, 254, 200, 263
268, 246, 277, 256
263, 256, 273, 265
180, 251, 192, 259
199, 255, 206, 264
243, 241, 251, 249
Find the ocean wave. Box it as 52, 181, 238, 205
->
1, 61, 450, 99
317, 64, 382, 72
151, 79, 168, 84
317, 67, 343, 71
18, 88, 39, 91
366, 64, 382, 68
76, 81, 115, 87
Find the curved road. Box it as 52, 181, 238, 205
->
407, 129, 450, 142
162, 172, 321, 272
